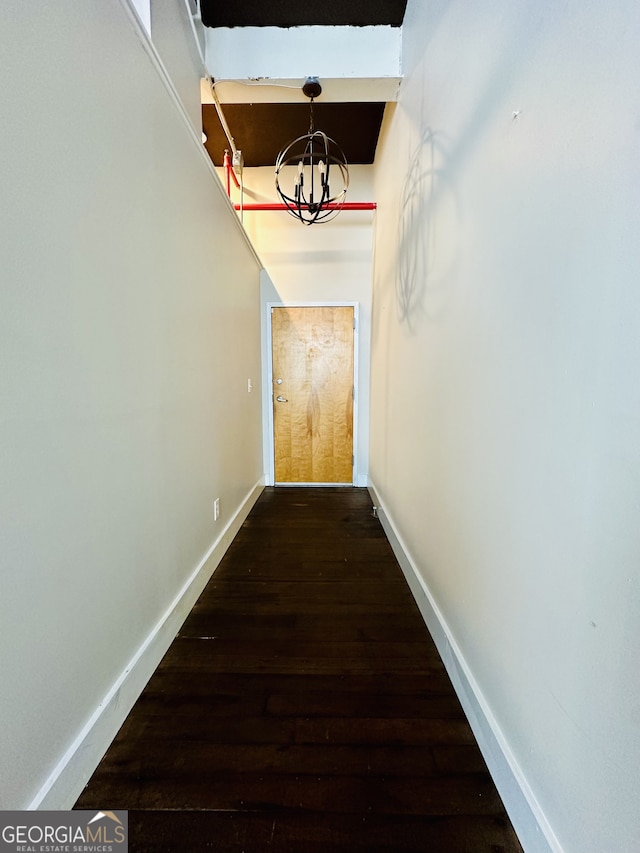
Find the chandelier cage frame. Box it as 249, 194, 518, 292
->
274, 78, 350, 225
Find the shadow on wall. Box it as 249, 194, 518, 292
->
392, 6, 551, 334
396, 127, 459, 332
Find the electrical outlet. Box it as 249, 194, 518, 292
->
213, 498, 220, 521
247, 378, 253, 393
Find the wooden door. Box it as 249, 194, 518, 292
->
272, 306, 354, 484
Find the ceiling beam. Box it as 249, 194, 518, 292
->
201, 77, 401, 106
204, 25, 402, 100
199, 0, 407, 29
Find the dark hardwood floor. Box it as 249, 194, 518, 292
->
75, 487, 523, 853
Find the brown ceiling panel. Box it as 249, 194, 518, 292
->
200, 0, 407, 28
203, 102, 385, 167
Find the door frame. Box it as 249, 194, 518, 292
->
265, 301, 360, 486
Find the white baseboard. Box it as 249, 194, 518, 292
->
30, 479, 264, 810
368, 481, 562, 853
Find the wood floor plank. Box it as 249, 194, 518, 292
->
75, 487, 522, 852
107, 714, 477, 747
136, 671, 457, 699
78, 773, 506, 814
98, 740, 448, 773
179, 611, 433, 643
127, 810, 521, 853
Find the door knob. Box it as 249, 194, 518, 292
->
276, 395, 288, 403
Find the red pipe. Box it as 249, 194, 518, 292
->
233, 202, 377, 211
222, 150, 240, 194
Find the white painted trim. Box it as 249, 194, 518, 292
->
29, 479, 264, 810
352, 304, 360, 487
265, 302, 359, 487
368, 480, 563, 853
129, 0, 151, 35
264, 302, 276, 486
205, 77, 403, 105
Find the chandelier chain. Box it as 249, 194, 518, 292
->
308, 98, 315, 135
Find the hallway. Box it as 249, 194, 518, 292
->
75, 487, 522, 852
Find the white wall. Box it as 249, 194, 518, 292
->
231, 166, 374, 485
370, 1, 640, 851
150, 0, 204, 131
0, 0, 263, 809
205, 25, 401, 82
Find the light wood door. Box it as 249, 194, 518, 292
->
272, 306, 354, 484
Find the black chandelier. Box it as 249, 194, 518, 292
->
275, 77, 349, 225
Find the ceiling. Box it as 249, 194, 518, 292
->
200, 0, 407, 168
200, 0, 408, 29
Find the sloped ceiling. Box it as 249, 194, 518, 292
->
200, 0, 407, 167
